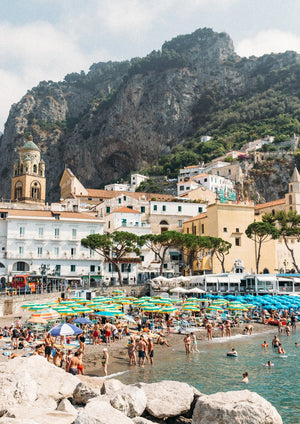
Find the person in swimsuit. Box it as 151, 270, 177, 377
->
190, 332, 199, 353
148, 337, 154, 365
44, 333, 54, 362
67, 351, 81, 375
79, 331, 86, 354
184, 334, 191, 355
128, 338, 137, 365
225, 321, 231, 337
137, 336, 147, 367
206, 322, 213, 341
77, 349, 84, 375
242, 372, 249, 384
93, 324, 100, 345
272, 335, 280, 350
102, 348, 109, 376
104, 321, 112, 345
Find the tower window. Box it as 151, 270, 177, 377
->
31, 181, 41, 201
33, 164, 37, 173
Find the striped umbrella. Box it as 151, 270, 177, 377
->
206, 305, 224, 311
182, 305, 200, 311
160, 306, 178, 313
28, 316, 48, 324
29, 308, 60, 320
141, 304, 161, 312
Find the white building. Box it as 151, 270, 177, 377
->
0, 208, 104, 282
178, 164, 205, 181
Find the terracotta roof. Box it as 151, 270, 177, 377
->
113, 206, 141, 214
255, 198, 285, 211
0, 208, 101, 220
183, 212, 208, 223
81, 189, 172, 202
176, 180, 195, 185
183, 165, 200, 169
192, 173, 209, 179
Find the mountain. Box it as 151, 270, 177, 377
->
1, 27, 300, 202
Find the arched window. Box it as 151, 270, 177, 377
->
15, 181, 22, 200
272, 209, 275, 216
289, 195, 293, 205
20, 164, 23, 174
13, 261, 30, 272
33, 164, 37, 173
31, 181, 41, 201
160, 220, 169, 225
0, 262, 4, 268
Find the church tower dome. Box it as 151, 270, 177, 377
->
11, 135, 46, 204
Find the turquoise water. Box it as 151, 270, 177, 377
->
118, 332, 300, 423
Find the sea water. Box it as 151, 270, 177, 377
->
118, 331, 300, 423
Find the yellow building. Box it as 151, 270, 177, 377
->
183, 201, 256, 274
11, 135, 46, 205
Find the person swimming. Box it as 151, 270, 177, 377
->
266, 360, 274, 367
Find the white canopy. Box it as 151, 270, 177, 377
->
186, 287, 205, 293
170, 287, 188, 293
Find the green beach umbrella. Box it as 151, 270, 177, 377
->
160, 306, 178, 313
141, 304, 161, 312
206, 305, 224, 311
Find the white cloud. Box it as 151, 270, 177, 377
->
0, 21, 101, 131
236, 30, 300, 57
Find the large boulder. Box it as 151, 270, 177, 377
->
57, 398, 78, 417
101, 378, 126, 396
73, 382, 99, 405
75, 399, 134, 424
192, 390, 283, 424
141, 380, 194, 419
1, 406, 76, 424
77, 374, 105, 392
0, 356, 79, 408
110, 385, 147, 417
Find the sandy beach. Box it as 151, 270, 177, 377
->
0, 313, 279, 377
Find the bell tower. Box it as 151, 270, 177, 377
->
285, 167, 300, 214
11, 135, 46, 204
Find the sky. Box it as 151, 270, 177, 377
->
1, 0, 300, 131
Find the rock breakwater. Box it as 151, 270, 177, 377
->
0, 356, 282, 423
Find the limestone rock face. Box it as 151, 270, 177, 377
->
141, 380, 194, 419
76, 399, 134, 424
192, 390, 283, 424
1, 27, 298, 202
110, 385, 147, 417
132, 418, 154, 424
57, 398, 78, 416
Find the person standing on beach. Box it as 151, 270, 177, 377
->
148, 337, 154, 365
128, 337, 137, 365
206, 322, 213, 341
67, 351, 81, 375
225, 321, 231, 337
104, 321, 112, 345
190, 332, 199, 353
44, 333, 54, 362
102, 348, 109, 376
184, 333, 191, 354
137, 335, 147, 367
79, 331, 86, 354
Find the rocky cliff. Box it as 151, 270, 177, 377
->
1, 27, 300, 201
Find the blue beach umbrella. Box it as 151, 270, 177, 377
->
74, 317, 92, 325
48, 323, 82, 337
94, 311, 116, 318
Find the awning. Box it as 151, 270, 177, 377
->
256, 276, 276, 282
293, 277, 300, 283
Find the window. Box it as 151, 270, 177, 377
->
90, 265, 95, 272
201, 224, 204, 234
71, 248, 76, 256
19, 227, 25, 238
37, 247, 43, 257
90, 229, 95, 235
223, 227, 227, 233
123, 196, 126, 201
204, 178, 207, 182
289, 195, 293, 205
186, 187, 190, 191
236, 228, 240, 233
18, 246, 24, 255
55, 265, 61, 276
178, 206, 182, 212
187, 228, 190, 234
90, 249, 94, 257
140, 255, 144, 262
180, 186, 184, 191
38, 227, 44, 238
70, 265, 76, 272
54, 247, 59, 256
108, 221, 111, 229
228, 169, 231, 175
162, 205, 166, 212
141, 206, 145, 213
72, 229, 77, 239
235, 237, 241, 246
153, 205, 157, 211
178, 220, 182, 228
106, 206, 111, 214
163, 263, 168, 269
127, 205, 133, 209
118, 198, 121, 204
54, 228, 60, 239
198, 207, 203, 213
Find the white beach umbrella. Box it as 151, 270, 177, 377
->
170, 287, 188, 293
